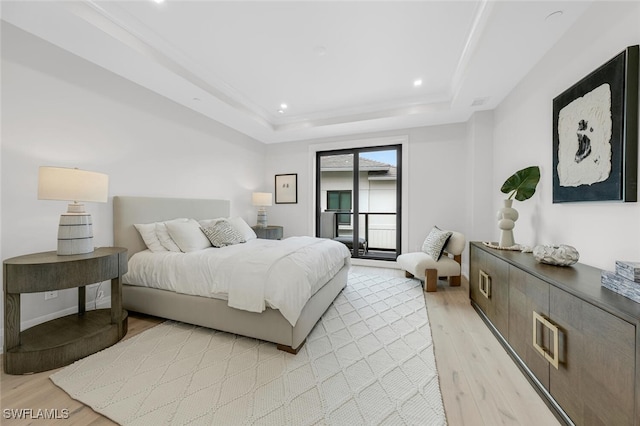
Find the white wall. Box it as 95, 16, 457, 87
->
265, 125, 469, 261
1, 24, 266, 334
466, 111, 495, 244
492, 1, 640, 270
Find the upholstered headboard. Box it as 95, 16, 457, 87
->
113, 196, 231, 258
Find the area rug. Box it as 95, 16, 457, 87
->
51, 273, 446, 425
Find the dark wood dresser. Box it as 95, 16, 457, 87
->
469, 241, 640, 425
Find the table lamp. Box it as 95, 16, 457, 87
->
252, 192, 272, 228
38, 166, 109, 255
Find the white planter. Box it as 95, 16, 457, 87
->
497, 199, 519, 247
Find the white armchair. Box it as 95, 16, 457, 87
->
397, 229, 465, 292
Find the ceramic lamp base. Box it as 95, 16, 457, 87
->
256, 208, 268, 228
57, 213, 94, 255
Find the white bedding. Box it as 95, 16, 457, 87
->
123, 237, 351, 325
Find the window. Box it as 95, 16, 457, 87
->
327, 191, 352, 225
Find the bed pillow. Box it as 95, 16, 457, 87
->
198, 217, 225, 228
421, 226, 453, 260
155, 219, 187, 252
134, 222, 167, 253
227, 216, 257, 241
166, 219, 212, 252
202, 220, 246, 247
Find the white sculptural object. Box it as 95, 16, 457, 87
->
533, 244, 579, 266
497, 199, 519, 247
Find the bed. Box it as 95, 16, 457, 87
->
113, 196, 350, 354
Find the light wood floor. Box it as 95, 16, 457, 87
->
0, 266, 560, 425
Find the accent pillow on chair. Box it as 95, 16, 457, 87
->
421, 226, 453, 260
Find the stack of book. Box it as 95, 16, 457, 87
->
601, 261, 640, 303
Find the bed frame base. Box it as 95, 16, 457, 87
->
113, 196, 349, 354
121, 264, 348, 351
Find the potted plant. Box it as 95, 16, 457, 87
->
497, 166, 540, 247
501, 166, 541, 201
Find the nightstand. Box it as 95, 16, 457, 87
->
252, 225, 283, 240
3, 247, 128, 374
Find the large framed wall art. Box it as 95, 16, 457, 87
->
552, 45, 638, 203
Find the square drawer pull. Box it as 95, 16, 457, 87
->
532, 311, 560, 369
479, 270, 491, 298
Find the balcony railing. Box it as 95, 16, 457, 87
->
328, 211, 397, 251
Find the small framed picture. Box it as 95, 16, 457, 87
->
275, 173, 297, 204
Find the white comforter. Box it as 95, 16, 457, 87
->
123, 237, 351, 326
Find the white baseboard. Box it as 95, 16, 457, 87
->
351, 258, 401, 268
0, 297, 111, 355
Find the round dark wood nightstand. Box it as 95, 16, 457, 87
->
251, 225, 283, 240
3, 247, 128, 374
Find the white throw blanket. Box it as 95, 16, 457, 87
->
123, 237, 350, 326
223, 237, 324, 315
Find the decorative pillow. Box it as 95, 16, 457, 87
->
198, 218, 225, 228
166, 219, 212, 252
201, 220, 246, 247
155, 219, 187, 252
134, 223, 167, 253
227, 216, 257, 241
422, 226, 453, 260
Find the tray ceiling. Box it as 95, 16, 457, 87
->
1, 1, 592, 143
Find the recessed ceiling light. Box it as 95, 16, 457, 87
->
278, 109, 285, 114
413, 79, 423, 87
545, 10, 563, 21
471, 97, 490, 107
152, 0, 165, 4
313, 46, 327, 57
280, 103, 288, 110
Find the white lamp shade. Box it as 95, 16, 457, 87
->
252, 192, 273, 207
38, 166, 109, 203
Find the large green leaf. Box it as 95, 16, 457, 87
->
500, 166, 540, 201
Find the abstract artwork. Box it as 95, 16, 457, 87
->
552, 45, 638, 202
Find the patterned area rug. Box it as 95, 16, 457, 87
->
51, 274, 446, 425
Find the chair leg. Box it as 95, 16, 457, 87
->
449, 254, 462, 287
449, 275, 461, 287
425, 269, 437, 292
405, 271, 414, 279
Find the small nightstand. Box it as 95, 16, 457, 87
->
3, 247, 128, 374
252, 225, 283, 240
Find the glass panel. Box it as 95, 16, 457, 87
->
327, 192, 340, 210
338, 191, 352, 224
359, 149, 398, 258
318, 153, 353, 242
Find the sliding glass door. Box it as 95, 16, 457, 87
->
316, 145, 401, 260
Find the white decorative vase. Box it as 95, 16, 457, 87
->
497, 199, 519, 247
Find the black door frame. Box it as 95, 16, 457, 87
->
315, 144, 402, 260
